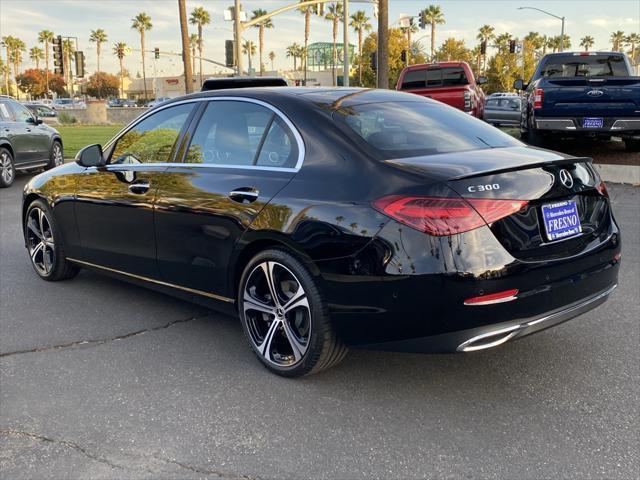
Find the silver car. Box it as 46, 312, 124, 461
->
483, 97, 521, 127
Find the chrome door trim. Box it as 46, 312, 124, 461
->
66, 257, 235, 303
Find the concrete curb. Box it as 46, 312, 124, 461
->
594, 164, 640, 186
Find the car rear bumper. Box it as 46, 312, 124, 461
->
535, 116, 640, 134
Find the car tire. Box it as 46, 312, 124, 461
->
24, 199, 80, 281
238, 248, 347, 377
624, 138, 640, 152
0, 147, 15, 188
45, 140, 64, 170
526, 125, 546, 148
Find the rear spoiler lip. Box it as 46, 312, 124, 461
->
448, 156, 593, 181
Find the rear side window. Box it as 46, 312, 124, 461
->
0, 101, 15, 121
184, 100, 298, 168
539, 54, 629, 77
110, 103, 194, 164
335, 101, 520, 159
401, 69, 426, 89
441, 67, 468, 86
402, 67, 469, 89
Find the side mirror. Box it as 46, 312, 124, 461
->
477, 76, 488, 85
76, 144, 105, 168
26, 116, 42, 125
513, 79, 526, 91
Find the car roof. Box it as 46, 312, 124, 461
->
201, 77, 288, 91
161, 87, 435, 112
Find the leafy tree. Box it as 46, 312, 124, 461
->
16, 68, 66, 97
350, 10, 372, 86
131, 12, 152, 101
420, 4, 445, 60
485, 33, 519, 93
251, 9, 274, 76
324, 2, 343, 85
435, 38, 472, 63
86, 71, 120, 98
580, 36, 595, 51
189, 6, 210, 85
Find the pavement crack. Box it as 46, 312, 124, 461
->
0, 315, 201, 358
152, 455, 260, 479
0, 429, 124, 471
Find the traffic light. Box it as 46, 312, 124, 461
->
418, 11, 426, 29
154, 47, 160, 60
400, 50, 407, 63
370, 52, 377, 72
225, 40, 234, 68
116, 45, 125, 60
509, 40, 516, 54
52, 35, 64, 76
74, 51, 85, 77
480, 40, 487, 55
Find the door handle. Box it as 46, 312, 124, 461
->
228, 188, 259, 203
128, 181, 150, 194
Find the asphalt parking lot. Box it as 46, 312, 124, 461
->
1, 173, 638, 480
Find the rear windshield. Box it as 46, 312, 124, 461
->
539, 54, 629, 77
400, 67, 469, 90
335, 101, 520, 159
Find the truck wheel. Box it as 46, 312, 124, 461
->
624, 139, 640, 152
526, 127, 546, 148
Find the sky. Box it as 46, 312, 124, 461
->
1, 0, 639, 77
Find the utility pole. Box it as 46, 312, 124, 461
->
377, 0, 388, 89
178, 0, 193, 93
342, 0, 349, 87
234, 0, 243, 76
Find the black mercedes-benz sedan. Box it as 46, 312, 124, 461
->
22, 87, 620, 377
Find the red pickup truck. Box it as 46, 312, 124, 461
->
396, 62, 487, 118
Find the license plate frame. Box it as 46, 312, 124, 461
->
541, 200, 582, 242
582, 117, 604, 129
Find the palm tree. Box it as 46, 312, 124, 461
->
580, 35, 595, 51
242, 40, 256, 72
62, 39, 75, 94
189, 33, 198, 80
38, 30, 54, 95
324, 2, 343, 86
3, 37, 25, 96
625, 33, 639, 64
251, 9, 274, 76
89, 29, 108, 74
476, 24, 494, 72
29, 46, 44, 70
611, 31, 625, 51
268, 51, 276, 71
349, 10, 372, 86
189, 6, 210, 86
421, 5, 445, 60
0, 58, 9, 95
131, 12, 152, 101
286, 43, 302, 70
113, 42, 127, 97
298, 1, 318, 85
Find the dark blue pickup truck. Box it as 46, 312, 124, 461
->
515, 52, 640, 151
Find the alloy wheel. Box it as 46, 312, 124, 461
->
243, 261, 311, 367
1, 151, 13, 184
26, 207, 56, 276
52, 143, 64, 167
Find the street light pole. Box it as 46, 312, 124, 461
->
518, 6, 566, 52
234, 0, 243, 76
377, 0, 389, 89
343, 0, 349, 87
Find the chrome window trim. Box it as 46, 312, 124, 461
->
103, 96, 306, 172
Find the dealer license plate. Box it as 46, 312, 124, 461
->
541, 200, 582, 241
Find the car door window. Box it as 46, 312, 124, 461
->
184, 100, 298, 168
0, 101, 15, 121
9, 102, 33, 122
110, 103, 194, 164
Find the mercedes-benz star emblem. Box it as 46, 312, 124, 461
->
559, 169, 574, 188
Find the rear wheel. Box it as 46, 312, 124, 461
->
0, 147, 15, 188
46, 141, 64, 170
624, 138, 640, 152
238, 249, 347, 377
25, 199, 79, 281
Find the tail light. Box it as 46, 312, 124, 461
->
464, 289, 519, 306
463, 90, 472, 111
533, 88, 544, 109
373, 196, 529, 236
596, 180, 609, 197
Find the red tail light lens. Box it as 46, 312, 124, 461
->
533, 88, 544, 109
596, 180, 609, 197
373, 196, 528, 236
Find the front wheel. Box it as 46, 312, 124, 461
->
238, 249, 347, 377
25, 199, 79, 281
0, 147, 15, 188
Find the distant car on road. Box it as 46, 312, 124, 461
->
24, 103, 58, 118
515, 51, 640, 151
147, 97, 171, 108
107, 98, 136, 108
483, 97, 521, 127
396, 62, 487, 118
0, 96, 63, 187
487, 92, 519, 99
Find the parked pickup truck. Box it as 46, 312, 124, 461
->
515, 51, 640, 151
396, 62, 487, 118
